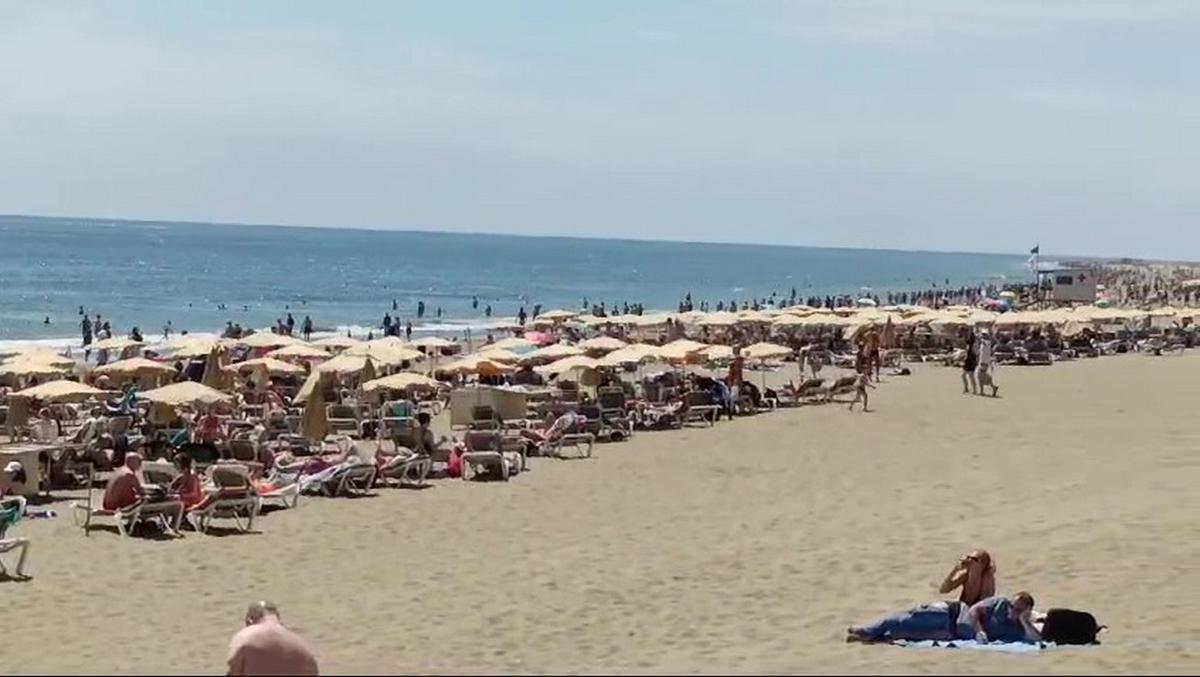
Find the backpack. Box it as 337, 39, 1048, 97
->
1041, 608, 1104, 645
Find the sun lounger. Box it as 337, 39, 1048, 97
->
70, 465, 182, 537
0, 506, 30, 579
322, 463, 377, 497
821, 375, 859, 401
683, 391, 719, 426
189, 464, 262, 534
325, 404, 360, 436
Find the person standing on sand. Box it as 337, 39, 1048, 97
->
727, 347, 745, 416
962, 330, 979, 395
227, 601, 319, 676
302, 315, 313, 341
975, 332, 998, 397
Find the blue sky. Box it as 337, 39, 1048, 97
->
2, 1, 1198, 258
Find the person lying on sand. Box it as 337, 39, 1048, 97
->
939, 549, 996, 606
847, 592, 1040, 644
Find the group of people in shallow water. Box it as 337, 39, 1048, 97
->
847, 549, 1043, 644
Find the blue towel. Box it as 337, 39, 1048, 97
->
894, 639, 1049, 653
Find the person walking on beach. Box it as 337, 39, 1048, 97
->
286, 313, 295, 336
727, 347, 745, 417
962, 331, 979, 395
417, 301, 425, 319
975, 332, 998, 397
227, 601, 319, 676
81, 314, 93, 358
302, 315, 313, 341
405, 321, 413, 341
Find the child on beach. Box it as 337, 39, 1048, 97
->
848, 372, 875, 412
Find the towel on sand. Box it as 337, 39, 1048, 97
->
894, 639, 1049, 653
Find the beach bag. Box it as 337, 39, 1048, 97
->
1041, 608, 1104, 645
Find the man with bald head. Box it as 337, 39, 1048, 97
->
228, 601, 319, 676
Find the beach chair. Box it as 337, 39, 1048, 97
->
141, 460, 178, 487
0, 506, 30, 579
596, 388, 634, 438
322, 463, 377, 497
683, 391, 719, 426
377, 448, 432, 489
381, 399, 414, 437
462, 431, 524, 480
70, 466, 182, 537
228, 437, 265, 476
325, 404, 359, 436
190, 464, 262, 534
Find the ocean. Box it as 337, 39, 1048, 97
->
0, 215, 1028, 346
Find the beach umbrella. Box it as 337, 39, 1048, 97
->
0, 356, 73, 379
438, 356, 514, 376
11, 379, 105, 403
771, 314, 810, 327
311, 335, 363, 350
200, 347, 226, 390
474, 347, 523, 363
856, 297, 878, 307
317, 353, 373, 375
139, 381, 233, 407
523, 331, 557, 346
167, 338, 224, 359
701, 345, 734, 361
697, 311, 739, 327
267, 344, 333, 361
578, 336, 627, 353
409, 336, 455, 349
736, 310, 776, 324
361, 372, 442, 393
658, 339, 709, 360
344, 344, 424, 366
599, 343, 663, 366
237, 332, 307, 349
534, 355, 602, 376
91, 336, 144, 352
360, 357, 377, 384
524, 343, 584, 363
300, 374, 329, 441
489, 336, 535, 351
3, 348, 75, 367
742, 342, 792, 360
94, 357, 174, 377
535, 309, 577, 322
223, 357, 306, 376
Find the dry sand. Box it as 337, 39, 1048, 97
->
6, 354, 1200, 674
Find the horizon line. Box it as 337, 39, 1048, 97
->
0, 211, 1137, 263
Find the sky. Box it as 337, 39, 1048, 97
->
1, 1, 1199, 258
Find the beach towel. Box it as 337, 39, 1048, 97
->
894, 639, 1049, 653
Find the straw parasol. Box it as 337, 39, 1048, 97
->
535, 355, 602, 376
361, 372, 443, 393
311, 335, 363, 350
11, 379, 105, 402
658, 339, 710, 361
598, 343, 663, 366
93, 357, 174, 377
489, 336, 535, 351
344, 344, 425, 366
742, 342, 792, 360
299, 373, 329, 441
578, 336, 627, 353
139, 381, 233, 407
473, 347, 523, 363
267, 344, 333, 360
697, 311, 739, 327
438, 356, 514, 376
524, 343, 585, 363
700, 345, 734, 361
237, 332, 307, 349
535, 309, 577, 321
167, 338, 225, 359
409, 336, 456, 349
0, 356, 73, 378
91, 336, 144, 352
223, 357, 306, 376
316, 353, 373, 375
3, 348, 75, 368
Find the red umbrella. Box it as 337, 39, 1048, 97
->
524, 331, 556, 346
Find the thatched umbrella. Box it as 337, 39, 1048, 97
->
300, 373, 329, 441
201, 347, 226, 390
11, 379, 105, 403
361, 372, 442, 393
237, 332, 307, 349
577, 336, 627, 353
223, 357, 306, 377
139, 381, 233, 407
267, 344, 333, 361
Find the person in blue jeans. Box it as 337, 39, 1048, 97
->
847, 592, 1040, 644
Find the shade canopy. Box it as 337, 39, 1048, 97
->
361, 372, 443, 393
577, 336, 627, 352
91, 337, 144, 351
409, 336, 456, 349
267, 344, 332, 360
742, 342, 793, 360
535, 355, 601, 376
311, 335, 363, 349
223, 357, 306, 376
139, 381, 233, 407
11, 379, 105, 402
237, 332, 307, 349
93, 357, 175, 376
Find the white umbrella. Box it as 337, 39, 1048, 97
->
139, 381, 233, 407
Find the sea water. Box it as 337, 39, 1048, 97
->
0, 215, 1027, 346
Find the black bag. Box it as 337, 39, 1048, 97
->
1041, 608, 1104, 645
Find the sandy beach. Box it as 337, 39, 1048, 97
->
3, 353, 1196, 674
